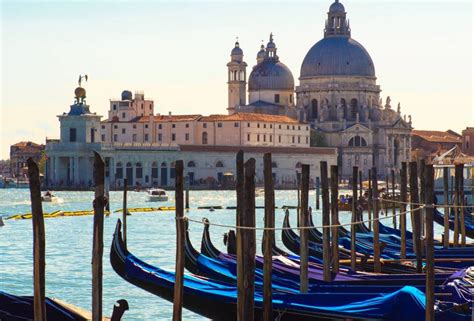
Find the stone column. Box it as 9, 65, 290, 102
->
74, 156, 80, 186
110, 157, 116, 188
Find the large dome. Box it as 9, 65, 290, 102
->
249, 59, 294, 91
300, 37, 375, 78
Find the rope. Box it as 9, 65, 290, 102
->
179, 206, 425, 231
378, 197, 473, 209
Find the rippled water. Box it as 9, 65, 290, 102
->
0, 188, 442, 320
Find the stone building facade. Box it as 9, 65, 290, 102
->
10, 141, 45, 178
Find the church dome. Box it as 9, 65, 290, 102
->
248, 58, 294, 91
300, 36, 375, 78
329, 0, 345, 13
121, 90, 133, 100
231, 43, 243, 56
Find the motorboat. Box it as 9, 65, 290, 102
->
146, 188, 168, 202
41, 191, 58, 203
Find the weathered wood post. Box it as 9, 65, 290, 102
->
419, 159, 426, 238
358, 170, 363, 200
400, 162, 407, 259
371, 166, 381, 273
297, 174, 301, 226
453, 164, 460, 246
315, 176, 320, 210
443, 167, 449, 248
320, 162, 331, 282
367, 169, 372, 231
27, 158, 46, 321
235, 151, 245, 321
173, 160, 185, 321
185, 175, 190, 210
92, 151, 105, 321
424, 164, 435, 321
391, 169, 396, 229
330, 165, 339, 273
458, 163, 466, 246
122, 178, 128, 247
409, 161, 423, 273
385, 176, 389, 217
351, 166, 358, 271
240, 158, 256, 321
262, 153, 274, 320
300, 164, 310, 293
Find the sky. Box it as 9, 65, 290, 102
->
0, 0, 472, 159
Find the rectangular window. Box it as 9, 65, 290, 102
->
69, 128, 76, 142
292, 125, 295, 130
122, 128, 126, 134
185, 123, 189, 128
172, 124, 176, 128
298, 126, 301, 130
279, 125, 281, 129
263, 135, 266, 142
114, 125, 118, 129
136, 167, 143, 179
247, 134, 250, 141
306, 137, 309, 144
145, 124, 148, 129
274, 94, 280, 103
270, 124, 272, 129
185, 133, 190, 141
257, 123, 260, 128
101, 134, 105, 141
292, 136, 295, 143
158, 133, 162, 141
217, 123, 223, 128
203, 123, 207, 128
172, 133, 176, 141
113, 104, 117, 110
287, 125, 290, 130
132, 134, 137, 142
279, 135, 281, 143
158, 124, 162, 129
141, 103, 144, 109
270, 135, 272, 142
257, 134, 260, 142
113, 134, 118, 142
90, 128, 95, 142
122, 112, 126, 119
234, 122, 239, 127
101, 125, 105, 129
290, 94, 293, 104
263, 124, 266, 129
306, 126, 309, 131
144, 134, 149, 141
133, 124, 137, 129
247, 123, 250, 127
298, 136, 301, 143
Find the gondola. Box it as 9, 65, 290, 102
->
434, 208, 474, 239
110, 220, 471, 321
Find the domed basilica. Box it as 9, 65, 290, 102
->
227, 0, 412, 178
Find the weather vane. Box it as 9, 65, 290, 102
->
78, 74, 88, 87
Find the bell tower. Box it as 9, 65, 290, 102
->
227, 40, 247, 115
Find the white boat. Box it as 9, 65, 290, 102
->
42, 192, 58, 202
146, 188, 169, 202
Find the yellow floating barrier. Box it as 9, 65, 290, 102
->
7, 209, 110, 220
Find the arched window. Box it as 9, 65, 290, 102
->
170, 161, 176, 179
161, 162, 167, 167
341, 98, 347, 118
239, 70, 245, 81
216, 161, 224, 168
116, 162, 123, 179
295, 162, 302, 168
350, 99, 358, 119
348, 136, 367, 147
311, 99, 318, 120
202, 132, 208, 144
151, 162, 158, 179
272, 161, 278, 168
187, 161, 196, 167
135, 162, 143, 179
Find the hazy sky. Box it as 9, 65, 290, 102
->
1, 0, 472, 159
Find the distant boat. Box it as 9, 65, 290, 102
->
42, 191, 58, 203
146, 188, 169, 202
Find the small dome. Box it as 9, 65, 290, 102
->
231, 42, 243, 56
300, 36, 375, 78
329, 0, 345, 13
248, 58, 294, 91
257, 45, 265, 60
121, 90, 132, 100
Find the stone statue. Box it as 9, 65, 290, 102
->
397, 103, 401, 114
385, 96, 391, 108
379, 98, 383, 108
408, 115, 412, 123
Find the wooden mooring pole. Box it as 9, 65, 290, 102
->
391, 169, 396, 229
315, 176, 320, 210
300, 164, 310, 293
92, 151, 105, 321
443, 167, 449, 248
122, 178, 128, 248
351, 166, 358, 271
235, 151, 245, 321
27, 157, 46, 321
458, 163, 466, 246
241, 158, 256, 321
320, 162, 331, 282
400, 162, 407, 259
263, 153, 274, 320
371, 167, 381, 273
358, 170, 363, 200
185, 175, 190, 210
419, 159, 426, 238
172, 160, 185, 321
409, 161, 423, 273
453, 164, 460, 246
330, 165, 339, 273
424, 164, 435, 321
367, 169, 372, 231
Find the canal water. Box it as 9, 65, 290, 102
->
0, 189, 442, 320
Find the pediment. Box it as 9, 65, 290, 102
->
342, 123, 372, 134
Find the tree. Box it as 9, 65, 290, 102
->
310, 129, 328, 147
37, 151, 47, 175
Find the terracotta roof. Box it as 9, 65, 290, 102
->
200, 113, 302, 124
138, 115, 202, 122
179, 144, 336, 155
411, 130, 461, 143
12, 141, 43, 148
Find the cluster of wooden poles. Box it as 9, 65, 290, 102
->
170, 152, 471, 321
26, 152, 128, 321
